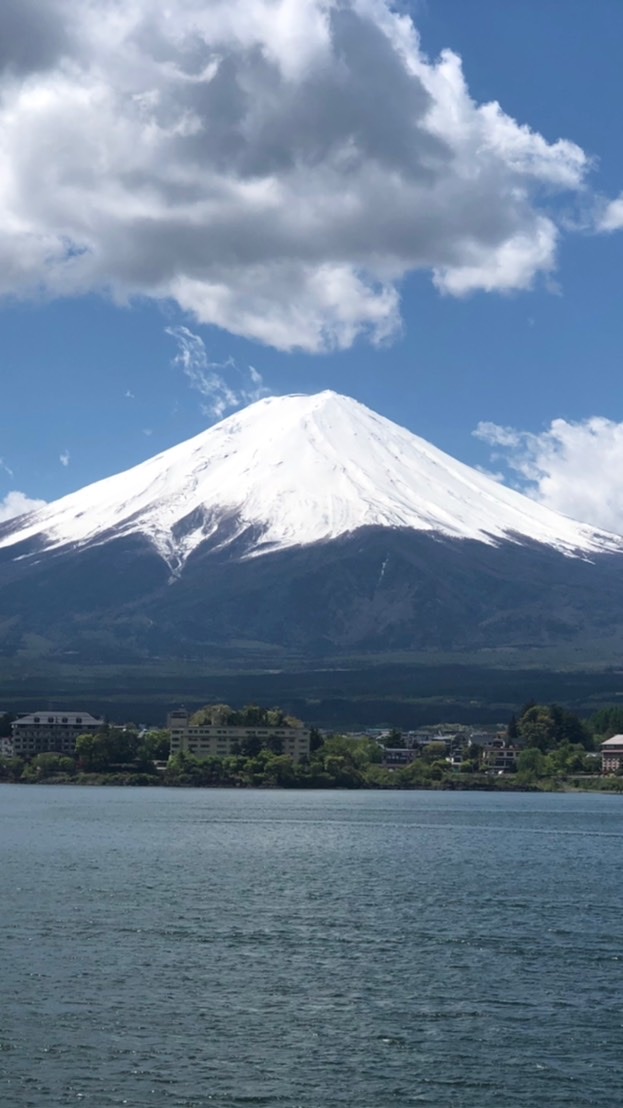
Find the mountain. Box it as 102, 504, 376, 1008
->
1, 390, 623, 684
1, 391, 620, 566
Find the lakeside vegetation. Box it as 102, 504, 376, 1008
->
2, 700, 623, 791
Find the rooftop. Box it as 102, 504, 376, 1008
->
13, 712, 103, 727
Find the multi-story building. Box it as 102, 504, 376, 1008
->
167, 709, 310, 762
479, 740, 519, 774
601, 735, 623, 774
11, 711, 104, 757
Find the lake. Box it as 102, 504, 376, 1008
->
1, 786, 622, 1106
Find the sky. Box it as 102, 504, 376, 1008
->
1, 0, 623, 532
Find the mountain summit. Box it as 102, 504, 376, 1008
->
0, 391, 620, 572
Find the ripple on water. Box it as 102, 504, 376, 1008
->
1, 786, 623, 1107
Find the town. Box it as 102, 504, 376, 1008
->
1, 701, 623, 790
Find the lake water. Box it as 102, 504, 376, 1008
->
1, 786, 623, 1107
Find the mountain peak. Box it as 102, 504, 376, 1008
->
1, 390, 621, 569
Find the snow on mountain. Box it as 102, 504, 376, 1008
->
1, 390, 621, 570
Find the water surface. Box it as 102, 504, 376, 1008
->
1, 786, 622, 1106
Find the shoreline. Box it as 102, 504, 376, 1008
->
3, 775, 620, 794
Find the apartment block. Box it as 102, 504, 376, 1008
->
167, 709, 310, 762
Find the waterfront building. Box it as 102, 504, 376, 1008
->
167, 709, 310, 762
11, 711, 104, 757
600, 735, 623, 774
479, 740, 519, 774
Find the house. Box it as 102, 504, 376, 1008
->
381, 747, 416, 767
480, 740, 519, 774
600, 735, 623, 774
11, 711, 104, 757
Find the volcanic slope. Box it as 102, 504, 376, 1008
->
1, 390, 623, 668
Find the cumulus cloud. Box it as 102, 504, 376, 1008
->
0, 490, 47, 522
167, 325, 269, 418
475, 416, 623, 535
0, 0, 595, 351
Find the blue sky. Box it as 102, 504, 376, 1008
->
2, 0, 623, 531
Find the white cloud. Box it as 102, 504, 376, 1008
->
598, 193, 623, 232
166, 324, 269, 418
0, 458, 14, 477
0, 0, 596, 351
0, 490, 47, 522
475, 416, 623, 535
59, 449, 70, 467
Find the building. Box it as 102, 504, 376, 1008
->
167, 709, 311, 762
11, 711, 104, 757
381, 747, 416, 767
600, 735, 623, 774
479, 740, 519, 774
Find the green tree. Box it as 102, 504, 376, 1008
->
24, 753, 76, 780
518, 703, 591, 752
591, 706, 623, 740
0, 755, 25, 782
420, 741, 448, 763
240, 704, 266, 727
137, 730, 170, 762
386, 728, 405, 748
266, 733, 284, 754
0, 713, 15, 738
309, 727, 323, 753
516, 747, 547, 779
75, 726, 140, 772
518, 706, 557, 751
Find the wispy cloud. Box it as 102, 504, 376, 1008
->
59, 450, 70, 467
124, 389, 135, 399
0, 458, 14, 478
166, 325, 270, 420
0, 490, 47, 523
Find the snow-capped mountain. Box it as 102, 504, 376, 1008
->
1, 390, 621, 570
2, 390, 623, 675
